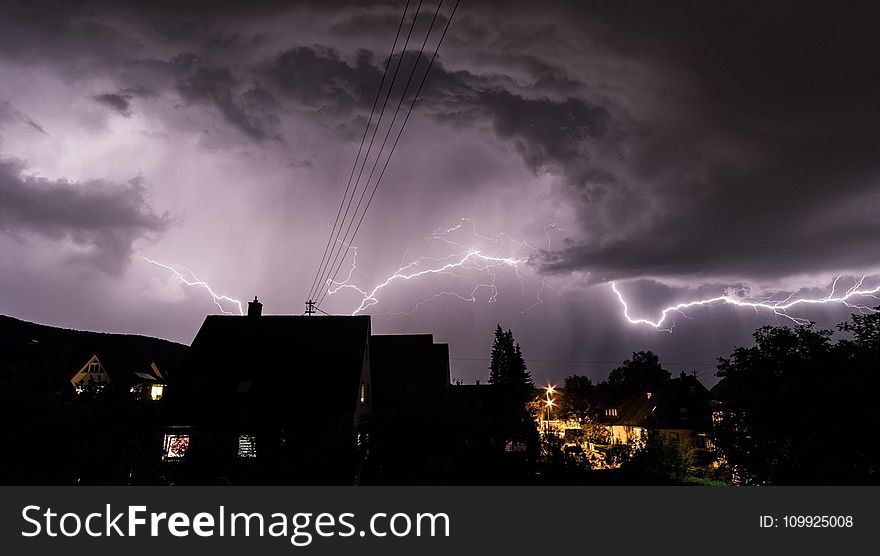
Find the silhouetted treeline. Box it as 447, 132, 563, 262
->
712, 311, 880, 484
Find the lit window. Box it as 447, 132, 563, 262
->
605, 408, 618, 417
359, 382, 367, 404
162, 434, 190, 461
238, 434, 257, 458
150, 384, 165, 401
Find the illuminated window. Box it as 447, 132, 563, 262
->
150, 384, 165, 401
359, 382, 367, 404
605, 408, 618, 417
238, 434, 257, 458
162, 434, 190, 461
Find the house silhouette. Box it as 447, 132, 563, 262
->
165, 301, 451, 485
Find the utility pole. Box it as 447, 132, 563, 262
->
305, 299, 316, 315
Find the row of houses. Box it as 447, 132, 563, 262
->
62, 298, 716, 482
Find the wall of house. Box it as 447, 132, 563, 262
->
610, 425, 645, 445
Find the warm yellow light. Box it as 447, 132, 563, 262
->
545, 385, 555, 395
546, 399, 554, 407
150, 384, 165, 401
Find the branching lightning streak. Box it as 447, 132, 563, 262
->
611, 275, 880, 332
325, 218, 559, 316
143, 224, 877, 333
142, 257, 244, 316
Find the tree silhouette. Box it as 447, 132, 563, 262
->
486, 325, 537, 467
488, 325, 533, 392
557, 375, 598, 423
713, 313, 880, 485
605, 350, 670, 395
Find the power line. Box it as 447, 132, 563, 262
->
315, 0, 444, 306
308, 0, 419, 301
316, 0, 461, 308
311, 1, 425, 301
449, 356, 718, 368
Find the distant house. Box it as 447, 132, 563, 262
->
599, 374, 713, 450
70, 353, 167, 400
70, 355, 110, 394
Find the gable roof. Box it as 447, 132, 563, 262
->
70, 352, 164, 386
177, 314, 371, 415
601, 375, 712, 431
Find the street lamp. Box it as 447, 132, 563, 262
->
543, 384, 556, 435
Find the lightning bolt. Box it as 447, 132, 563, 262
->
142, 221, 877, 335
325, 218, 560, 316
142, 257, 244, 316
610, 275, 880, 332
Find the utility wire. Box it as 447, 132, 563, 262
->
317, 0, 461, 308
308, 0, 416, 301
311, 0, 425, 301
449, 356, 718, 367
315, 0, 443, 305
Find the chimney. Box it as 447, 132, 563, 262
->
247, 296, 263, 318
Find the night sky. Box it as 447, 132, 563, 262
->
2, 0, 879, 385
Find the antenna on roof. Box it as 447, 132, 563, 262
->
304, 299, 331, 316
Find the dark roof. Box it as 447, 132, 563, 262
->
601, 375, 712, 431
369, 334, 450, 412
175, 314, 371, 416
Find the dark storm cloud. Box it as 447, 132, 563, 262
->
0, 158, 170, 274
93, 93, 132, 117
261, 43, 623, 182
175, 55, 282, 141
264, 47, 381, 115
519, 0, 880, 282
1, 0, 878, 283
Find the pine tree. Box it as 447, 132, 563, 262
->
487, 325, 537, 464
488, 325, 533, 391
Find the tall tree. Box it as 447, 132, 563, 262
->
605, 350, 670, 395
486, 325, 537, 464
557, 375, 597, 423
488, 325, 533, 391
713, 315, 880, 485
